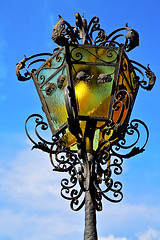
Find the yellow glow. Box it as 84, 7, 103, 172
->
75, 81, 90, 113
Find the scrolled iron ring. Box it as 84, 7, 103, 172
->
70, 47, 83, 61
113, 181, 123, 192
70, 197, 85, 211
38, 75, 45, 84
108, 157, 123, 175
87, 16, 100, 36
46, 51, 65, 69
25, 114, 52, 146
90, 28, 105, 44
55, 154, 70, 167
34, 119, 53, 145
38, 52, 65, 74
61, 177, 82, 199
114, 127, 139, 150
61, 176, 77, 191
25, 114, 43, 146
49, 142, 69, 167
112, 89, 131, 124
61, 176, 83, 201
94, 178, 123, 203
51, 149, 79, 169
94, 29, 106, 43
112, 119, 149, 155
55, 51, 65, 67
101, 182, 123, 203
130, 119, 149, 148
105, 49, 118, 62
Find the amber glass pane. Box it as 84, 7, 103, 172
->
97, 52, 139, 147
112, 52, 139, 125
69, 46, 119, 120
74, 65, 114, 118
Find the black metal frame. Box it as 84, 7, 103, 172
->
16, 13, 156, 240
66, 44, 123, 120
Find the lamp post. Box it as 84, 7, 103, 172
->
16, 13, 156, 240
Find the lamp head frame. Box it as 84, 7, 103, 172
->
16, 13, 156, 209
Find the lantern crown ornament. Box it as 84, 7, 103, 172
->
51, 13, 140, 51
16, 13, 156, 239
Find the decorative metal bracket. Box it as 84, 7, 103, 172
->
25, 114, 149, 211
16, 52, 53, 82
130, 61, 156, 90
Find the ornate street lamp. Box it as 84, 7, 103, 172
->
16, 13, 156, 240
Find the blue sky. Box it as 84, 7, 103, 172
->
0, 0, 160, 239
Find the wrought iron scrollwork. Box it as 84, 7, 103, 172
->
70, 45, 119, 64
111, 119, 149, 158
16, 53, 53, 82
25, 114, 53, 153
130, 60, 156, 91
51, 147, 85, 211
93, 118, 149, 209
52, 13, 139, 52
94, 141, 124, 208
25, 112, 149, 211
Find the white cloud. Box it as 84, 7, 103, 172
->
137, 228, 160, 240
0, 146, 84, 239
100, 236, 128, 240
0, 147, 79, 212
0, 208, 82, 240
99, 229, 160, 240
97, 201, 160, 232
0, 149, 59, 196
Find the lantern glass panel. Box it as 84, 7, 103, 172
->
32, 48, 68, 134
69, 45, 121, 122
112, 52, 139, 124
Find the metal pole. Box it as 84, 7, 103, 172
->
83, 120, 98, 240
